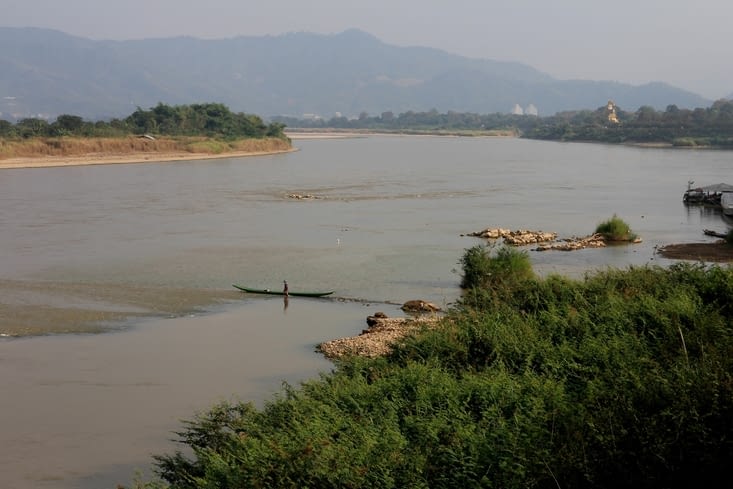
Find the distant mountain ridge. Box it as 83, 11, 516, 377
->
0, 27, 713, 121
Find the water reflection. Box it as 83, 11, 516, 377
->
684, 202, 727, 220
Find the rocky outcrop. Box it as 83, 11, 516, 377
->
318, 313, 441, 360
287, 193, 322, 200
534, 233, 607, 251
466, 228, 557, 244
467, 227, 642, 251
401, 300, 441, 313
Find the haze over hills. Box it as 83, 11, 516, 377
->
0, 26, 714, 122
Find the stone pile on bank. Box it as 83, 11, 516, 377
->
318, 311, 441, 360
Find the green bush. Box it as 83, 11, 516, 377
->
595, 214, 637, 241
137, 259, 733, 489
459, 244, 533, 290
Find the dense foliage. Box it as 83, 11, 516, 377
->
523, 99, 733, 146
274, 99, 733, 146
0, 103, 286, 140
459, 244, 534, 290
4, 99, 732, 146
135, 253, 733, 489
273, 109, 527, 135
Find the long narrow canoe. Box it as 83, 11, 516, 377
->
232, 284, 334, 297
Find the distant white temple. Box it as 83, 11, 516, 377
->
512, 103, 538, 116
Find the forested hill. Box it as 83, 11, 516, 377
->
0, 27, 711, 121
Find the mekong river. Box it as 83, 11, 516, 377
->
1, 136, 730, 488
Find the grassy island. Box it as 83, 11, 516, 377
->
132, 247, 733, 489
0, 103, 292, 168
594, 214, 638, 242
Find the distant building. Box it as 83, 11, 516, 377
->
511, 104, 524, 115
525, 104, 538, 116
605, 100, 619, 124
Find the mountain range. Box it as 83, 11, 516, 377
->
0, 27, 717, 122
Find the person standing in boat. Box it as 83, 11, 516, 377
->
283, 280, 289, 297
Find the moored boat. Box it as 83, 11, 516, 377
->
232, 284, 334, 297
721, 192, 733, 216
683, 181, 733, 206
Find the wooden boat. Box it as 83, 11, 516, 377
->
232, 284, 334, 297
703, 229, 728, 238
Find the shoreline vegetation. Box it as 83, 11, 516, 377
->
273, 99, 733, 148
133, 249, 733, 489
0, 102, 293, 169
3, 97, 732, 171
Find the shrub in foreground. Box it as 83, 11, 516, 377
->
134, 262, 733, 489
459, 244, 533, 290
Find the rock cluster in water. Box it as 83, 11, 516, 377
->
287, 193, 322, 200
466, 228, 557, 244
400, 300, 441, 313
534, 233, 607, 251
466, 227, 641, 251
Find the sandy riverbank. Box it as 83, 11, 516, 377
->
0, 147, 298, 170
285, 129, 517, 139
285, 131, 368, 139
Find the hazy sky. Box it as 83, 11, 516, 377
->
3, 0, 731, 99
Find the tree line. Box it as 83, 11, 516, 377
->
273, 99, 733, 146
272, 109, 528, 133
524, 99, 733, 146
3, 99, 732, 146
0, 103, 287, 140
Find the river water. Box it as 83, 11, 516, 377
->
0, 136, 730, 488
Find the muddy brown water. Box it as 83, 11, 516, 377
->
1, 136, 731, 488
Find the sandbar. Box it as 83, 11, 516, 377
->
0, 147, 297, 170
656, 242, 733, 262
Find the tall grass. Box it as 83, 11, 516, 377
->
133, 258, 733, 489
594, 214, 637, 241
459, 244, 534, 290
